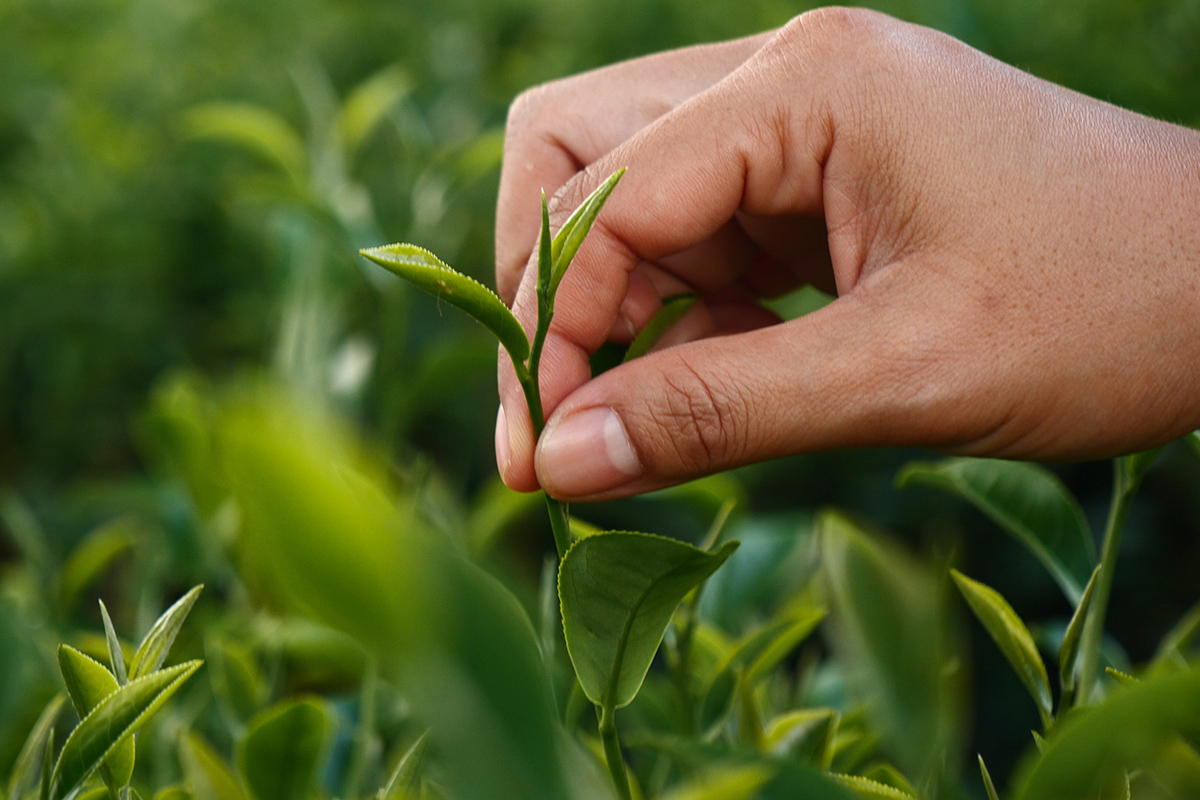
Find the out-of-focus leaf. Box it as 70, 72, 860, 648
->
1013, 668, 1200, 800
746, 605, 825, 684
699, 665, 738, 735
182, 104, 307, 186
360, 244, 529, 363
858, 764, 916, 797
0, 492, 50, 576
338, 65, 411, 153
152, 786, 192, 800
51, 661, 202, 800
1106, 667, 1140, 686
466, 479, 543, 555
1058, 565, 1101, 694
623, 294, 699, 362
819, 511, 964, 789
58, 519, 138, 609
6, 695, 65, 800
1188, 430, 1200, 458
950, 570, 1052, 728
559, 532, 738, 709
765, 709, 838, 767
180, 734, 248, 800
378, 732, 429, 800
830, 774, 915, 800
39, 730, 54, 800
548, 169, 625, 298
1152, 598, 1200, 669
978, 756, 1000, 800
453, 129, 505, 184
1143, 738, 1200, 798
897, 458, 1095, 602
57, 646, 135, 786
237, 699, 330, 800
98, 601, 127, 685
206, 638, 265, 725
129, 585, 203, 679
1119, 448, 1162, 486
656, 765, 773, 800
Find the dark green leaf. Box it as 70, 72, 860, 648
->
378, 732, 429, 800
206, 638, 265, 725
51, 660, 202, 800
129, 586, 203, 679
180, 734, 247, 800
548, 169, 625, 297
57, 646, 135, 787
897, 458, 1094, 602
360, 244, 529, 364
950, 570, 1052, 728
559, 531, 738, 709
623, 294, 699, 362
237, 699, 330, 800
39, 730, 54, 800
1058, 565, 1101, 693
978, 756, 1000, 800
6, 695, 65, 800
764, 709, 838, 767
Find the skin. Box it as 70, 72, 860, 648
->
493, 6, 1200, 502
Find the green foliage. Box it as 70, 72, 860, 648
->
57, 645, 136, 786
624, 295, 700, 363
237, 700, 330, 800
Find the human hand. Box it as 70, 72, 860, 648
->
494, 7, 1200, 501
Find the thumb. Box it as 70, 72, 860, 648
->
534, 281, 974, 500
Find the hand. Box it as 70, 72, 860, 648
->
494, 7, 1200, 501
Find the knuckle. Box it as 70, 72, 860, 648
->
647, 359, 744, 472
505, 84, 554, 141
774, 6, 887, 57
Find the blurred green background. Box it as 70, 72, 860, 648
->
2, 0, 1199, 788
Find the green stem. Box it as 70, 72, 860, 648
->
598, 704, 633, 800
1077, 460, 1139, 705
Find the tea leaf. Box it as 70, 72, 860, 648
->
57, 645, 135, 787
765, 709, 838, 767
237, 699, 330, 800
1058, 565, 1101, 693
548, 169, 625, 298
1012, 668, 1200, 800
206, 637, 265, 726
6, 695, 65, 800
39, 731, 54, 800
950, 570, 1052, 728
129, 585, 203, 679
978, 756, 1000, 800
360, 244, 530, 364
656, 765, 773, 800
180, 733, 248, 800
623, 294, 699, 362
829, 773, 915, 799
59, 519, 138, 610
182, 103, 307, 186
1105, 666, 1140, 686
559, 532, 738, 709
51, 660, 202, 800
897, 458, 1094, 603
98, 601, 127, 686
378, 732, 429, 800
338, 65, 411, 153
152, 786, 192, 800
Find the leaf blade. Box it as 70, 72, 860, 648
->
623, 294, 699, 362
548, 169, 625, 297
237, 699, 331, 800
129, 586, 203, 679
57, 646, 135, 787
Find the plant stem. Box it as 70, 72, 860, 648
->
598, 704, 633, 800
512, 361, 572, 559
1077, 459, 1139, 705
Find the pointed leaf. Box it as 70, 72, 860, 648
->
537, 192, 552, 298
623, 294, 699, 362
51, 661, 202, 800
765, 709, 839, 767
59, 519, 138, 609
559, 531, 738, 709
548, 169, 625, 297
897, 458, 1094, 602
1058, 565, 1101, 692
338, 65, 411, 153
57, 646, 135, 786
1013, 668, 1200, 800
39, 731, 54, 800
182, 104, 307, 185
950, 570, 1052, 728
129, 586, 203, 679
378, 732, 429, 800
6, 696, 65, 800
978, 756, 1000, 800
237, 699, 330, 800
180, 734, 247, 800
657, 765, 773, 800
829, 774, 915, 800
359, 245, 529, 363
98, 601, 127, 685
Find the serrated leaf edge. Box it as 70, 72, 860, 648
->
829, 773, 916, 799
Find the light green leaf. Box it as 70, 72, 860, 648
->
182, 104, 307, 185
657, 765, 773, 800
59, 519, 138, 609
57, 646, 135, 787
129, 585, 203, 680
1105, 666, 1140, 686
180, 734, 248, 800
950, 570, 1052, 728
746, 605, 825, 683
819, 511, 964, 787
152, 786, 192, 800
623, 294, 699, 362
237, 699, 330, 800
978, 756, 1000, 800
1058, 565, 1101, 694
765, 709, 838, 767
338, 65, 411, 153
378, 732, 429, 800
829, 773, 915, 800
1013, 668, 1200, 800
51, 661, 202, 800
98, 601, 127, 686
359, 245, 529, 364
6, 695, 65, 800
559, 531, 738, 709
897, 458, 1095, 602
548, 169, 625, 298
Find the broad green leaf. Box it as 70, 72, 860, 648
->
7, 696, 65, 800
765, 709, 838, 767
98, 601, 127, 685
206, 638, 265, 725
559, 532, 738, 709
237, 699, 330, 800
829, 774, 915, 800
182, 104, 307, 186
57, 646, 135, 786
819, 511, 964, 787
949, 570, 1052, 728
378, 732, 429, 800
746, 605, 825, 683
51, 660, 202, 800
1013, 668, 1200, 800
59, 519, 137, 609
548, 169, 625, 297
180, 734, 248, 800
977, 756, 1000, 800
623, 294, 699, 362
1058, 565, 1101, 693
657, 765, 773, 800
359, 245, 529, 363
897, 458, 1094, 602
338, 65, 411, 153
129, 585, 203, 679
